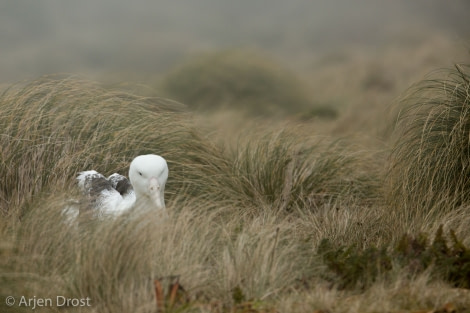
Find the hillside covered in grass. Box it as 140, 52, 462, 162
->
1, 60, 470, 313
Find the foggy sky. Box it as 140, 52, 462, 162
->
0, 0, 468, 83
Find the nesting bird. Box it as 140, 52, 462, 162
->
64, 154, 168, 221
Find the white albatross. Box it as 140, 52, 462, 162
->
63, 154, 168, 221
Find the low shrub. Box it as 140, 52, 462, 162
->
161, 51, 313, 116
318, 225, 470, 290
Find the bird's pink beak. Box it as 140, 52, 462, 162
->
148, 177, 164, 209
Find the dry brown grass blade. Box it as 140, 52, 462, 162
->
154, 278, 165, 312
168, 278, 189, 308
153, 276, 190, 312
168, 280, 180, 307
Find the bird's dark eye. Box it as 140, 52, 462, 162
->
138, 172, 143, 176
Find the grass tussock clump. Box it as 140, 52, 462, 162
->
2, 197, 310, 313
229, 131, 381, 211
161, 50, 313, 116
389, 64, 470, 212
0, 76, 230, 216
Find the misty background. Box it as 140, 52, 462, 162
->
1, 0, 469, 85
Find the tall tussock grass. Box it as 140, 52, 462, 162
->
3, 71, 470, 312
389, 63, 470, 213
2, 196, 314, 313
4, 196, 470, 313
229, 131, 380, 211
0, 74, 379, 217
0, 76, 229, 216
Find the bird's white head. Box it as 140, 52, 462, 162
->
129, 154, 168, 210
